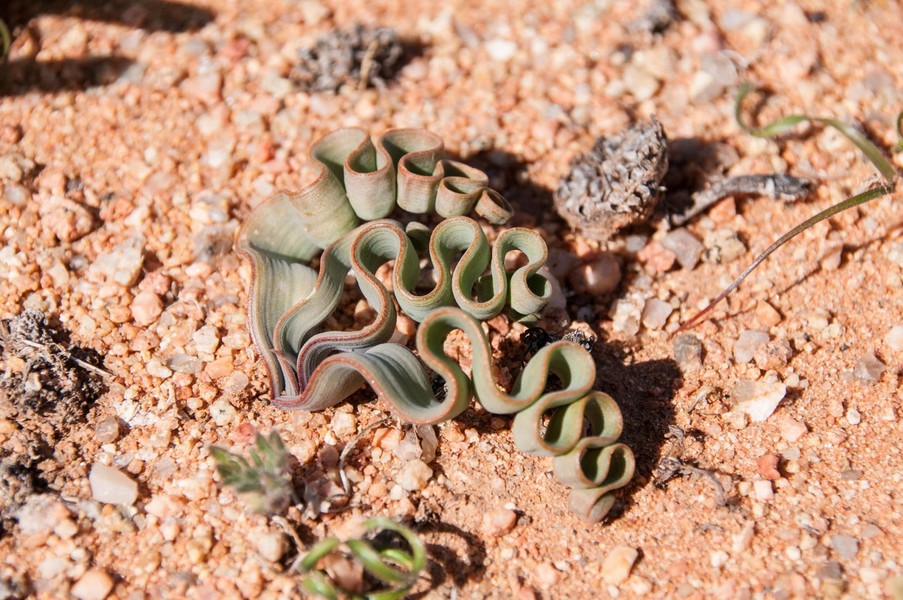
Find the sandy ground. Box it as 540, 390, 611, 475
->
0, 0, 901, 598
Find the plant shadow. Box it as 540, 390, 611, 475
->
592, 340, 681, 517
3, 0, 214, 33
1, 0, 215, 96
410, 520, 486, 597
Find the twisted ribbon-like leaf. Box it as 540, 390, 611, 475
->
244, 216, 550, 403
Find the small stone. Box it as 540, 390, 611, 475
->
95, 416, 121, 444
623, 63, 660, 100
755, 300, 782, 327
89, 463, 138, 505
778, 416, 807, 442
167, 353, 202, 375
396, 459, 433, 491
71, 568, 114, 600
330, 412, 357, 438
210, 398, 237, 427
131, 291, 163, 326
845, 408, 861, 426
146, 358, 173, 379
480, 508, 518, 538
641, 298, 673, 329
256, 532, 287, 562
733, 330, 769, 363
703, 228, 746, 264
601, 546, 639, 585
610, 297, 643, 335
88, 236, 145, 287
187, 536, 212, 564
638, 240, 676, 273
569, 253, 622, 295
732, 380, 786, 422
710, 550, 729, 568
180, 72, 222, 104
830, 535, 859, 560
852, 353, 885, 383
535, 562, 560, 586
753, 339, 793, 370
757, 454, 780, 480
673, 333, 704, 372
15, 495, 70, 535
886, 325, 903, 352
486, 39, 517, 61
192, 325, 220, 355
661, 228, 703, 269
753, 479, 774, 501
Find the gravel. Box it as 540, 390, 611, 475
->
601, 546, 639, 585
661, 228, 704, 270
731, 380, 787, 422
851, 353, 885, 383
89, 464, 138, 505
733, 330, 770, 363
673, 333, 704, 372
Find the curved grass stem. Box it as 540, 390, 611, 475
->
677, 85, 900, 333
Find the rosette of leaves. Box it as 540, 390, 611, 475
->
210, 431, 295, 516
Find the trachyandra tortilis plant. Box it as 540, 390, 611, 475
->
236, 129, 635, 522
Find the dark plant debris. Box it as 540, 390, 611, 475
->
555, 117, 669, 241
629, 0, 679, 34
0, 309, 106, 425
291, 24, 406, 92
521, 327, 596, 354
653, 425, 729, 507
670, 173, 811, 226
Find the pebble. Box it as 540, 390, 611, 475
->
661, 229, 703, 270
753, 339, 793, 370
757, 454, 780, 480
167, 353, 202, 375
486, 39, 517, 61
852, 353, 885, 383
623, 63, 660, 101
830, 535, 859, 560
733, 330, 769, 363
845, 408, 861, 426
396, 459, 433, 491
535, 562, 560, 586
641, 298, 673, 330
755, 300, 782, 327
256, 532, 287, 562
89, 463, 138, 505
886, 325, 903, 352
88, 236, 146, 287
192, 325, 221, 354
673, 334, 704, 372
753, 479, 774, 501
601, 546, 639, 585
146, 358, 173, 379
131, 291, 163, 326
732, 380, 787, 422
610, 297, 642, 335
71, 568, 114, 600
691, 52, 738, 102
778, 416, 808, 442
569, 253, 621, 295
95, 416, 121, 444
180, 72, 223, 104
638, 240, 676, 273
703, 228, 746, 264
15, 495, 70, 535
480, 507, 518, 538
210, 398, 237, 427
330, 411, 357, 438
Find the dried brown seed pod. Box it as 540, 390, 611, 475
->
555, 117, 669, 241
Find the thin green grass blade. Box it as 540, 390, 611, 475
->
679, 85, 900, 333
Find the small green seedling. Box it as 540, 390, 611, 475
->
678, 84, 901, 332
210, 431, 296, 516
296, 517, 426, 600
